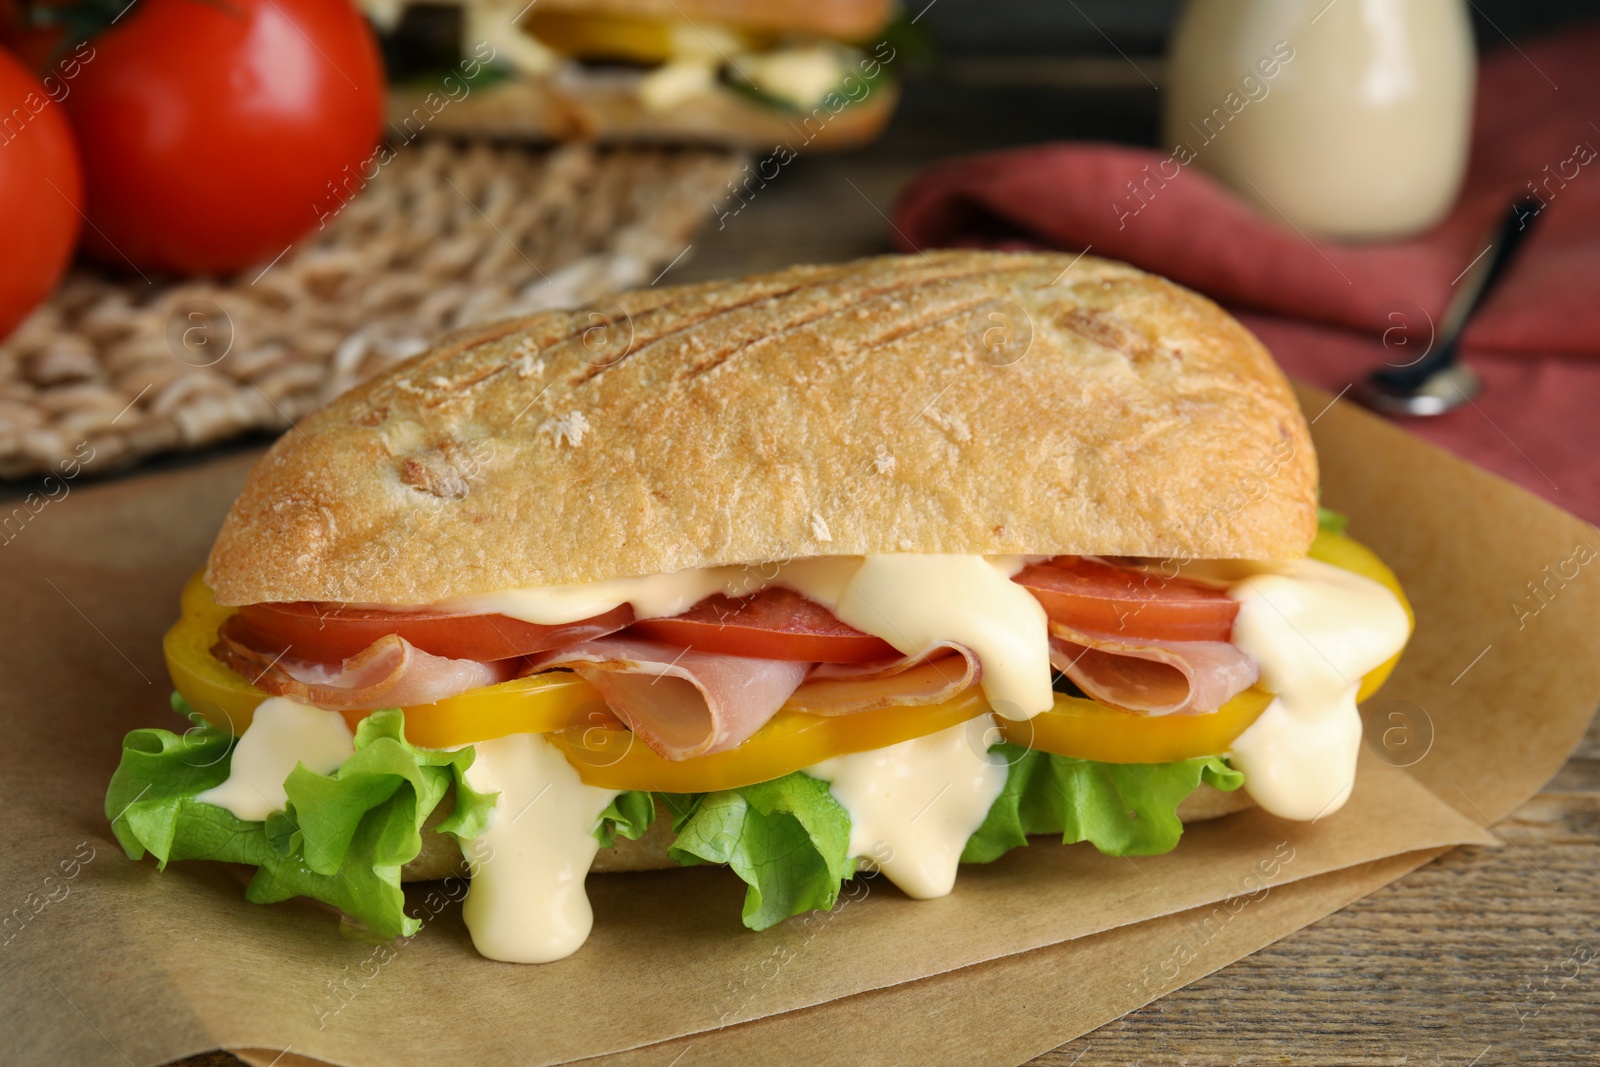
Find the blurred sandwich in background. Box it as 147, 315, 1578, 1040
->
362, 0, 908, 149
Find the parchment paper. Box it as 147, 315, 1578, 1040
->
2, 385, 1594, 1067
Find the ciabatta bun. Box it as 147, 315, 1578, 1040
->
206, 251, 1317, 607
387, 72, 898, 149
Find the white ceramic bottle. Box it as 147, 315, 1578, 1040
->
1162, 0, 1476, 240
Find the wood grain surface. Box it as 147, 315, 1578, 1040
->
142, 59, 1599, 1067
1033, 721, 1600, 1067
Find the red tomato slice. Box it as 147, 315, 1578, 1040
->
1014, 557, 1238, 643
231, 602, 634, 664
629, 587, 897, 663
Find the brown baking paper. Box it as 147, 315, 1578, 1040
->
525, 848, 1454, 1067
235, 849, 1456, 1067
1, 383, 1593, 1067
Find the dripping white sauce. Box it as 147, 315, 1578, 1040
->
196, 696, 353, 821
1224, 559, 1410, 821
782, 556, 1051, 720
196, 698, 621, 963
458, 732, 620, 964
807, 716, 1008, 899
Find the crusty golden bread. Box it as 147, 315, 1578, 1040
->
206, 250, 1317, 607
529, 0, 895, 40
399, 785, 1256, 881
386, 73, 898, 150
1174, 781, 1257, 822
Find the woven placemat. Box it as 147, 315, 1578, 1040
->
0, 140, 745, 479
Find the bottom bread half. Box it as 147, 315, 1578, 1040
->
398, 784, 1257, 882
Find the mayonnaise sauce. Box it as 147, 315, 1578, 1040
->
458, 733, 620, 963
1224, 559, 1410, 820
457, 565, 756, 625
639, 61, 715, 112
806, 717, 1008, 899
783, 556, 1052, 719
736, 46, 848, 110
458, 554, 1055, 718
197, 696, 354, 821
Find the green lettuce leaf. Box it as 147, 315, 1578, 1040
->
104, 699, 270, 869
1317, 506, 1349, 536
665, 773, 852, 931
105, 702, 496, 939
106, 696, 1242, 940
595, 790, 655, 848
962, 745, 1243, 862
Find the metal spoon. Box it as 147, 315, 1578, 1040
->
1356, 197, 1542, 417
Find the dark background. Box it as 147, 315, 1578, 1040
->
919, 0, 1598, 56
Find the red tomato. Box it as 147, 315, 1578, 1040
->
231, 602, 635, 664
0, 1, 63, 72
0, 47, 81, 341
1014, 557, 1239, 643
629, 587, 898, 662
62, 0, 384, 275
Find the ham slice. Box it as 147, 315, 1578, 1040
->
214, 619, 517, 711
1047, 623, 1258, 717
525, 637, 811, 760
788, 646, 980, 715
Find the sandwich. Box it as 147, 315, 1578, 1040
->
106, 251, 1413, 963
363, 0, 906, 149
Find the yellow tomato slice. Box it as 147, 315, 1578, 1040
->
549, 686, 994, 793
997, 687, 1273, 764
365, 674, 600, 749
165, 571, 268, 736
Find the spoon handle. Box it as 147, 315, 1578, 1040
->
1369, 197, 1543, 395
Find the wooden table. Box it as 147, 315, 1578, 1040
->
1040, 729, 1600, 1065
147, 67, 1599, 1066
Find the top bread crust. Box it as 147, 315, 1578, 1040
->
205, 251, 1318, 607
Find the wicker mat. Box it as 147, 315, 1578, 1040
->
0, 140, 745, 479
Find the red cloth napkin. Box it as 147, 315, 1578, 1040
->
893, 28, 1600, 522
